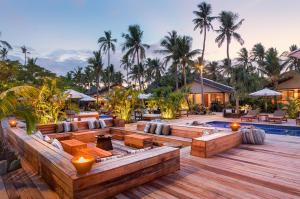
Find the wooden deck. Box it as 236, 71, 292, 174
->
116, 134, 300, 199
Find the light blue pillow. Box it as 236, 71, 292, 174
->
63, 122, 71, 132
87, 120, 96, 129
34, 130, 44, 140
144, 122, 151, 133
99, 119, 107, 129
155, 123, 163, 135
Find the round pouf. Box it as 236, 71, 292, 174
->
241, 128, 266, 145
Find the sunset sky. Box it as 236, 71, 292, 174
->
1, 0, 299, 74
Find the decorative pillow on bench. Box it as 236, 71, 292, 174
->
56, 123, 64, 133
71, 122, 78, 132
155, 123, 163, 135
241, 127, 265, 145
162, 125, 171, 135
34, 130, 44, 140
99, 119, 107, 128
52, 139, 64, 151
144, 122, 151, 133
149, 123, 157, 134
88, 120, 96, 129
63, 122, 71, 132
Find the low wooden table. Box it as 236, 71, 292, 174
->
72, 131, 99, 143
77, 147, 112, 159
96, 135, 113, 150
124, 134, 153, 149
142, 114, 161, 121
61, 139, 87, 155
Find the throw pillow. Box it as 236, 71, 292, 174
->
87, 120, 95, 129
94, 120, 101, 129
63, 122, 71, 132
144, 122, 151, 133
155, 123, 163, 135
70, 122, 78, 132
241, 128, 265, 145
52, 139, 64, 151
162, 125, 171, 135
56, 123, 64, 133
34, 130, 44, 140
99, 119, 107, 129
149, 123, 157, 134
44, 135, 52, 143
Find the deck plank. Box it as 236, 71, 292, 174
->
119, 134, 300, 199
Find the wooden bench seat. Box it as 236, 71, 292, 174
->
124, 134, 153, 148
77, 147, 112, 158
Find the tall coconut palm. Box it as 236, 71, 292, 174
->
193, 2, 216, 63
122, 25, 150, 90
21, 45, 30, 66
176, 35, 200, 86
251, 43, 265, 75
205, 61, 221, 81
120, 55, 132, 84
157, 31, 180, 89
145, 58, 165, 83
0, 32, 12, 50
236, 48, 253, 72
215, 11, 244, 67
87, 51, 103, 104
0, 48, 8, 60
98, 31, 117, 91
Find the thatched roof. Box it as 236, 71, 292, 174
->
277, 71, 300, 90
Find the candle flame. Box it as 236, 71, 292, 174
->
77, 156, 87, 163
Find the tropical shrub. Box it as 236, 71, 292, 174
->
152, 87, 187, 119
285, 98, 300, 119
106, 88, 139, 121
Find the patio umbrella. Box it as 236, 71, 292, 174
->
64, 89, 96, 101
249, 88, 282, 111
138, 93, 152, 100
288, 49, 300, 59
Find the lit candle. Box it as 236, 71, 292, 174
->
230, 122, 240, 132
71, 155, 95, 175
9, 119, 17, 127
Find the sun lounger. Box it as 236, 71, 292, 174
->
241, 110, 258, 122
268, 110, 287, 123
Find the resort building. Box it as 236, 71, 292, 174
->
277, 71, 300, 104
187, 78, 233, 107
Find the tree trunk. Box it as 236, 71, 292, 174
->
183, 62, 187, 86
24, 53, 27, 66
235, 94, 240, 114
108, 49, 111, 92
201, 26, 207, 63
226, 37, 230, 68
136, 49, 142, 91
274, 81, 279, 110
175, 64, 179, 90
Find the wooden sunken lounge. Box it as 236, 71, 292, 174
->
7, 126, 180, 199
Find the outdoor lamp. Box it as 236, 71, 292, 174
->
9, 118, 17, 127
71, 155, 95, 175
230, 122, 241, 132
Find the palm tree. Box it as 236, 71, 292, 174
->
129, 64, 145, 88
157, 31, 180, 89
251, 43, 265, 75
193, 2, 216, 63
204, 61, 220, 81
176, 35, 200, 86
21, 45, 30, 66
120, 55, 132, 84
215, 11, 244, 67
236, 48, 253, 72
98, 31, 117, 91
122, 25, 150, 90
0, 32, 12, 50
87, 51, 103, 103
145, 58, 165, 83
0, 48, 8, 60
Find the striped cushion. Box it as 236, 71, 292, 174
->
241, 128, 265, 145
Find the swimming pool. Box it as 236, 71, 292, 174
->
206, 121, 300, 136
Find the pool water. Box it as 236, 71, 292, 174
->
206, 121, 300, 136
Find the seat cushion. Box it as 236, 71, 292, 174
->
155, 123, 163, 135
88, 120, 95, 129
71, 122, 78, 132
63, 122, 71, 132
94, 120, 101, 129
144, 122, 151, 133
56, 123, 64, 133
241, 128, 265, 145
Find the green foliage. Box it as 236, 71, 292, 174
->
34, 79, 67, 124
106, 88, 139, 121
285, 98, 300, 119
152, 87, 187, 119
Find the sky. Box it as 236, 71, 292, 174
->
1, 0, 299, 75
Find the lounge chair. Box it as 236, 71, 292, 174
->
241, 110, 258, 122
268, 110, 287, 123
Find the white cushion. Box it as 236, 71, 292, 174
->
44, 135, 51, 142
99, 119, 107, 129
87, 120, 96, 129
155, 123, 163, 135
51, 139, 64, 151
34, 131, 44, 140
63, 122, 71, 132
225, 109, 232, 113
